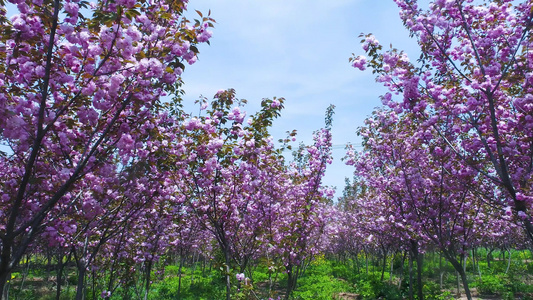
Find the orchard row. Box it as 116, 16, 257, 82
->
1, 0, 533, 300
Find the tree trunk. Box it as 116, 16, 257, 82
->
463, 254, 467, 274
224, 248, 231, 300
177, 254, 184, 300
398, 251, 406, 289
191, 251, 199, 284
458, 267, 472, 300
46, 249, 53, 282
456, 271, 461, 296
15, 255, 31, 300
444, 252, 472, 300
381, 249, 387, 281
56, 251, 68, 300
0, 271, 10, 300
505, 249, 512, 274
75, 258, 87, 300
91, 270, 97, 300
486, 248, 494, 268
471, 248, 476, 275
439, 252, 444, 289
416, 252, 424, 300
389, 252, 394, 284
408, 253, 414, 300
0, 241, 14, 300
143, 260, 153, 300
365, 250, 369, 275
353, 252, 360, 273
202, 254, 206, 276
284, 264, 297, 300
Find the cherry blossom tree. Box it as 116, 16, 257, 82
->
273, 124, 335, 300
163, 89, 292, 300
0, 0, 213, 295
351, 0, 533, 247
241, 101, 336, 300
348, 106, 510, 299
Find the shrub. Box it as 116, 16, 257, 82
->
476, 275, 508, 295
423, 281, 453, 300
355, 273, 402, 300
164, 265, 181, 277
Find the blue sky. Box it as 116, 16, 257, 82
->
181, 1, 420, 198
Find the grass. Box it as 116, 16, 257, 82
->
7, 249, 533, 299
